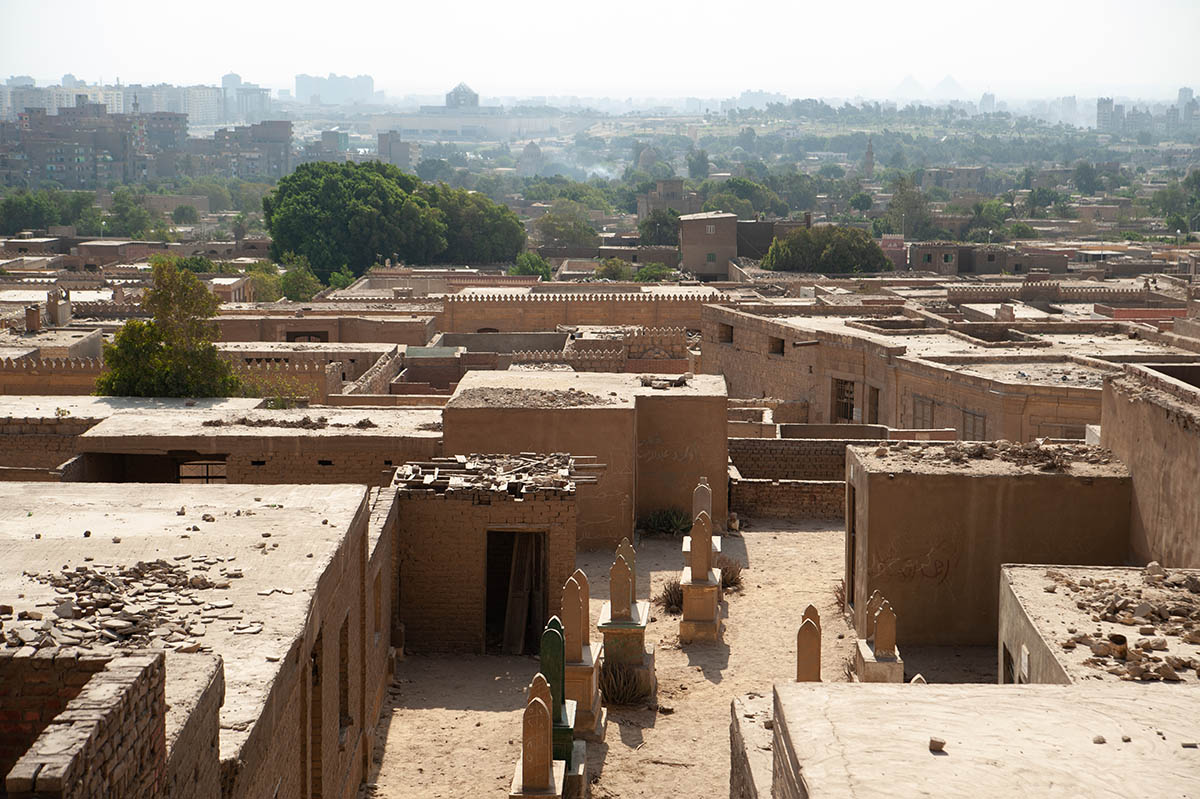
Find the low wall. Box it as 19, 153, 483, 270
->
0, 358, 102, 395
343, 348, 404, 395
6, 653, 166, 799
232, 360, 341, 403
0, 416, 96, 468
728, 437, 882, 481
730, 478, 845, 519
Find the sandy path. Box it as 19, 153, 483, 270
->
365, 519, 855, 799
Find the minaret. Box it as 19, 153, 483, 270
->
863, 136, 875, 180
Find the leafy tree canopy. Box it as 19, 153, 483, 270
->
96, 261, 239, 397
172, 204, 200, 224
638, 208, 680, 246
632, 262, 674, 282
263, 161, 525, 281
534, 199, 600, 248
328, 264, 356, 290
595, 258, 633, 281
509, 252, 552, 280
761, 225, 891, 274
279, 253, 324, 301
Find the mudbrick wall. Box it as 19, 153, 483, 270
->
0, 648, 111, 785
0, 417, 97, 468
395, 489, 577, 653
728, 438, 882, 481
730, 478, 845, 519
5, 653, 166, 799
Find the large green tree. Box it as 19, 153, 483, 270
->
264, 162, 446, 281
509, 252, 552, 280
761, 226, 891, 274
96, 261, 239, 397
686, 149, 710, 180
279, 253, 324, 301
534, 199, 600, 248
421, 183, 525, 263
638, 208, 680, 246
263, 161, 524, 279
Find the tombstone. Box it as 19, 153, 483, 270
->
571, 568, 591, 648
910, 674, 927, 685
854, 599, 904, 683
615, 538, 637, 601
539, 622, 567, 724
802, 604, 820, 637
688, 510, 713, 579
863, 590, 884, 639
527, 673, 552, 715
561, 577, 584, 664
873, 601, 896, 659
521, 697, 553, 791
609, 556, 633, 622
563, 570, 607, 742
796, 618, 821, 682
693, 477, 712, 520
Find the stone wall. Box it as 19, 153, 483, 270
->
342, 349, 403, 395
395, 489, 577, 653
163, 654, 224, 799
730, 478, 845, 519
6, 653, 166, 799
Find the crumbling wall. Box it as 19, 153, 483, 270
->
5, 653, 166, 799
439, 293, 707, 333
0, 649, 111, 785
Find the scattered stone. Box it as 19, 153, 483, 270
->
929, 737, 946, 752
201, 514, 215, 523
1093, 735, 1106, 744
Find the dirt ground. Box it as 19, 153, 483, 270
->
363, 519, 865, 798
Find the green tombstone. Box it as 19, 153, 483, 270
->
539, 617, 576, 763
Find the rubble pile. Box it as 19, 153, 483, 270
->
875, 440, 1112, 471
0, 556, 269, 652
396, 453, 594, 495
201, 415, 377, 430
1046, 564, 1200, 682
454, 386, 614, 408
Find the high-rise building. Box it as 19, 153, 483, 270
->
222, 72, 242, 122
1096, 97, 1114, 131
1179, 87, 1194, 110
294, 74, 374, 106
979, 92, 996, 114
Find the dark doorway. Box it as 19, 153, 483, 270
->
485, 531, 546, 655
867, 386, 880, 425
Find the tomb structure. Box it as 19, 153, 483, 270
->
855, 599, 903, 683
561, 571, 607, 741
680, 478, 722, 643
596, 549, 656, 699
508, 687, 565, 799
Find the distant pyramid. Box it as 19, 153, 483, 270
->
893, 74, 924, 98
932, 74, 967, 99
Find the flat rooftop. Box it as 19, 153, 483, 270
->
772, 683, 1200, 798
1005, 564, 1200, 684
80, 407, 444, 447
953, 361, 1111, 389
850, 441, 1128, 478
215, 341, 399, 354
0, 395, 263, 419
446, 370, 726, 410
0, 482, 369, 763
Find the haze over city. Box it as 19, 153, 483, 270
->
3, 0, 1198, 99
1, 2, 1200, 799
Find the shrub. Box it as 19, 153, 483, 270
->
640, 508, 691, 537
715, 554, 744, 591
600, 661, 650, 706
653, 578, 683, 615
833, 578, 846, 608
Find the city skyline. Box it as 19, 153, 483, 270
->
2, 0, 1198, 101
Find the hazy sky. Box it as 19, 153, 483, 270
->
2, 0, 1197, 100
